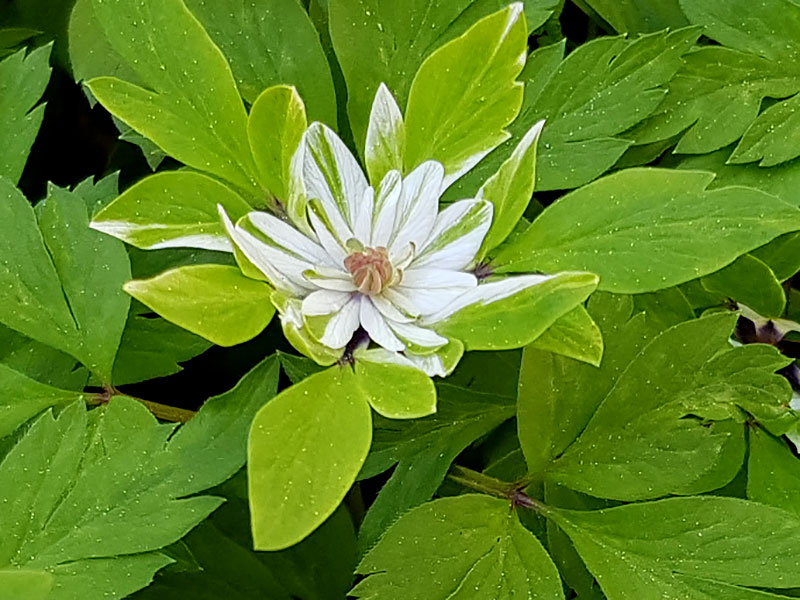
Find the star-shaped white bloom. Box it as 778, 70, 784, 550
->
219, 91, 552, 376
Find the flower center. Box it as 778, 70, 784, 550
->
344, 246, 394, 295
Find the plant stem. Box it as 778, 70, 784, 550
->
87, 390, 197, 423
446, 465, 545, 512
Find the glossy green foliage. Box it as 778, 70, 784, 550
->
7, 0, 800, 597
353, 495, 564, 600
0, 180, 130, 383
125, 265, 275, 347
0, 45, 50, 183
497, 169, 800, 293
248, 366, 373, 551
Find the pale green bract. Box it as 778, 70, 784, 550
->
219, 85, 575, 375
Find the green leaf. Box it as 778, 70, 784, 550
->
91, 171, 252, 251
182, 0, 336, 124
353, 359, 435, 419
0, 179, 130, 383
477, 119, 545, 258
496, 169, 800, 293
124, 264, 275, 347
353, 495, 564, 600
518, 293, 662, 475
701, 254, 785, 318
0, 570, 53, 600
547, 312, 791, 500
0, 45, 51, 184
248, 85, 308, 202
435, 272, 599, 350
330, 0, 531, 146
546, 496, 800, 598
0, 324, 86, 390
573, 0, 688, 32
747, 427, 800, 518
357, 383, 514, 552
448, 28, 699, 196
528, 305, 604, 367
0, 399, 228, 599
133, 486, 356, 600
160, 354, 280, 496
248, 365, 372, 550
111, 308, 213, 386
86, 0, 260, 196
404, 4, 526, 187
634, 0, 800, 165
0, 364, 85, 439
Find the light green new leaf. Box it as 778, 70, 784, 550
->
528, 305, 604, 367
125, 264, 275, 347
0, 399, 228, 599
448, 28, 699, 197
87, 0, 260, 196
478, 119, 545, 258
404, 4, 526, 188
248, 366, 372, 550
354, 359, 436, 419
353, 495, 564, 600
701, 254, 785, 318
496, 169, 800, 293
435, 272, 599, 350
183, 0, 336, 124
573, 0, 688, 32
747, 427, 800, 518
0, 179, 130, 383
357, 383, 515, 552
546, 496, 800, 598
0, 45, 51, 184
0, 570, 53, 600
330, 0, 534, 146
248, 85, 307, 201
0, 364, 85, 439
91, 171, 252, 251
547, 312, 792, 500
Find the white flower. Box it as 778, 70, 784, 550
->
219, 88, 553, 376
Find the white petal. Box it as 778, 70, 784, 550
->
302, 289, 353, 316
401, 268, 477, 289
386, 286, 465, 317
304, 270, 358, 292
246, 211, 331, 265
440, 146, 497, 194
365, 83, 405, 185
309, 210, 348, 267
371, 293, 415, 323
360, 297, 405, 351
404, 352, 447, 377
388, 161, 443, 254
413, 199, 492, 270
389, 321, 448, 349
219, 206, 311, 295
371, 170, 402, 247
301, 122, 368, 231
352, 186, 375, 245
423, 273, 556, 324
319, 295, 361, 349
